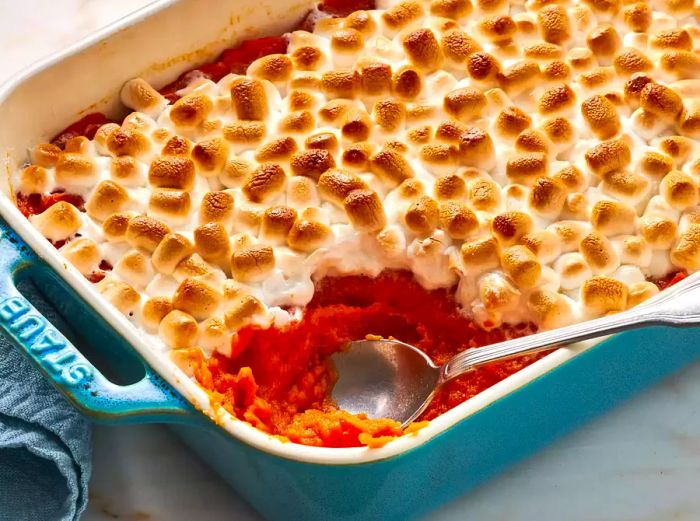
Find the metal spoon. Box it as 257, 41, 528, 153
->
330, 272, 700, 427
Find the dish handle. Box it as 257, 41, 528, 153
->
0, 218, 199, 425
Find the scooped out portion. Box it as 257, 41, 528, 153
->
193, 271, 541, 447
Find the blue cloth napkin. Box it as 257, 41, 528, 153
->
0, 280, 91, 521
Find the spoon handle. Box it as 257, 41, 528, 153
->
439, 272, 700, 384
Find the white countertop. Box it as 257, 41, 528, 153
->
4, 2, 700, 520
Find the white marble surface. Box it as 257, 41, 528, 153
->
3, 2, 700, 520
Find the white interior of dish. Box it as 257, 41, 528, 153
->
0, 0, 602, 465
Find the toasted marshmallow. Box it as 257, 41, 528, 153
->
30, 201, 82, 242
125, 215, 171, 252
102, 212, 134, 242
321, 69, 360, 99
580, 95, 621, 140
84, 181, 131, 224
194, 222, 232, 264
478, 14, 517, 44
494, 106, 532, 139
553, 165, 587, 192
254, 137, 298, 164
191, 137, 229, 177
199, 191, 234, 229
403, 195, 439, 236
548, 220, 592, 252
553, 252, 591, 290
242, 164, 286, 203
444, 87, 487, 122
318, 168, 368, 205
520, 229, 562, 264
103, 128, 149, 159
369, 148, 414, 185
260, 206, 297, 244
581, 276, 628, 316
660, 170, 699, 210
344, 189, 387, 232
614, 48, 653, 77
344, 9, 377, 34
623, 2, 652, 32
640, 214, 678, 250
529, 177, 567, 218
224, 293, 267, 331
460, 236, 500, 274
659, 136, 693, 166
305, 132, 339, 154
467, 176, 502, 212
590, 200, 637, 236
120, 78, 168, 118
403, 28, 443, 72
579, 232, 620, 275
467, 52, 501, 84
222, 121, 267, 150
627, 281, 659, 307
671, 225, 700, 270
158, 310, 199, 349
540, 117, 576, 152
501, 245, 542, 289
639, 83, 684, 123
172, 278, 222, 321
30, 143, 61, 168
437, 200, 478, 239
431, 0, 472, 19
229, 245, 275, 282
287, 220, 332, 252
97, 278, 141, 316
114, 249, 153, 289
340, 108, 372, 142
357, 62, 392, 97
528, 289, 575, 329
498, 60, 541, 96
173, 253, 213, 282
538, 4, 571, 45
459, 127, 496, 170
600, 170, 650, 205
248, 54, 293, 84
373, 99, 407, 133
506, 152, 548, 186
585, 137, 631, 176
147, 190, 191, 225
433, 173, 466, 201
148, 156, 196, 191
441, 29, 481, 66
616, 235, 652, 267
60, 238, 101, 276
55, 153, 97, 188
170, 92, 213, 128
141, 296, 173, 332
538, 83, 577, 115
491, 211, 534, 246
18, 165, 50, 194
230, 78, 269, 120
381, 1, 425, 34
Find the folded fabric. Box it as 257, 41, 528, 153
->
0, 280, 91, 521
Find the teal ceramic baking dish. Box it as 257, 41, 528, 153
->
1, 1, 699, 519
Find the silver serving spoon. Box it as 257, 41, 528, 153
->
331, 272, 700, 427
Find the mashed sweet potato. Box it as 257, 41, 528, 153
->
194, 271, 544, 447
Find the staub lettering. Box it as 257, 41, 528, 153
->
0, 296, 92, 386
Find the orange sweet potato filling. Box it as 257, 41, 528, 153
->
194, 271, 544, 448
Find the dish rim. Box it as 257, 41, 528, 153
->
0, 0, 602, 465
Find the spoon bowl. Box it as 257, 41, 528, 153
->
331, 339, 440, 426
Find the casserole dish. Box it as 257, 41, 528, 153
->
1, 0, 700, 518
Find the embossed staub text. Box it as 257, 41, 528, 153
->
0, 296, 93, 386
